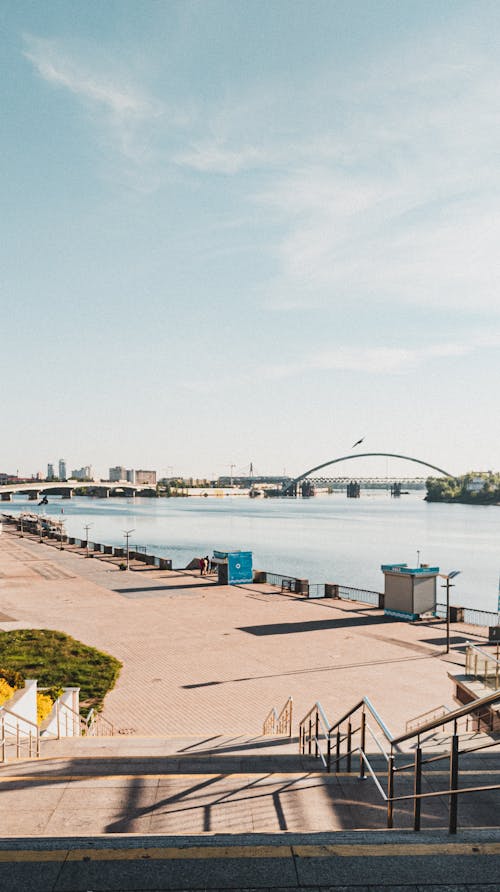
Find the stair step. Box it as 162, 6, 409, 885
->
1, 829, 500, 892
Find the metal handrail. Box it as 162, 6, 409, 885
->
465, 643, 500, 690
467, 643, 500, 665
0, 705, 38, 730
298, 687, 500, 833
393, 687, 500, 745
262, 706, 278, 735
405, 704, 451, 734
262, 697, 293, 737
84, 708, 115, 736
0, 708, 40, 763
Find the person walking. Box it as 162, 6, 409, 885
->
199, 556, 205, 576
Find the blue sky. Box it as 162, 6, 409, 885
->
1, 0, 500, 479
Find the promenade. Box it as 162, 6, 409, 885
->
1, 526, 499, 890
0, 527, 485, 737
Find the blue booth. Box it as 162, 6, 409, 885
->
212, 549, 253, 585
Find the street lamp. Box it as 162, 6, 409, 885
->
440, 570, 461, 654
59, 519, 66, 550
84, 523, 93, 558
123, 529, 135, 570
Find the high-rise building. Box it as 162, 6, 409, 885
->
71, 466, 93, 481
58, 459, 67, 480
47, 463, 54, 480
126, 469, 136, 483
135, 470, 157, 485
109, 466, 127, 482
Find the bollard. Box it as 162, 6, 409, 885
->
325, 583, 340, 599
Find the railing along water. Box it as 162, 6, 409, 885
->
435, 603, 499, 628
299, 688, 500, 833
337, 585, 382, 607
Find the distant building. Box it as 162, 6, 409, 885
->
71, 465, 93, 481
58, 459, 67, 481
135, 469, 156, 485
0, 473, 16, 484
126, 469, 136, 483
109, 466, 127, 482
47, 463, 54, 480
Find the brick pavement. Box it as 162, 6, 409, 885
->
0, 528, 486, 738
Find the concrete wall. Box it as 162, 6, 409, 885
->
2, 679, 37, 735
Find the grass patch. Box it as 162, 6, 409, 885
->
0, 629, 122, 713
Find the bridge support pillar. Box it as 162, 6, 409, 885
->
62, 490, 73, 499
28, 491, 40, 501
1, 493, 12, 501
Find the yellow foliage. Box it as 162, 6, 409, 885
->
37, 692, 53, 725
0, 678, 15, 705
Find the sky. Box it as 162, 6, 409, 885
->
1, 0, 500, 480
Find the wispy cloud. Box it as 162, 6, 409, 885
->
174, 140, 268, 175
173, 27, 500, 314
265, 333, 500, 379
23, 35, 157, 117
23, 34, 168, 187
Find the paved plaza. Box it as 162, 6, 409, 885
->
0, 527, 486, 738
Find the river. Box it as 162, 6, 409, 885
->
3, 491, 500, 613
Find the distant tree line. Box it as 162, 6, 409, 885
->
426, 472, 500, 504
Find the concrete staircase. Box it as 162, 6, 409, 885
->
1, 733, 500, 889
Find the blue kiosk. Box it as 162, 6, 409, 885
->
212, 549, 253, 585
381, 563, 440, 620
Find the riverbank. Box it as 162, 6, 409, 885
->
2, 491, 500, 614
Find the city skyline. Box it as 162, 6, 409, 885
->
2, 1, 500, 477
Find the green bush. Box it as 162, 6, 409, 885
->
0, 630, 121, 715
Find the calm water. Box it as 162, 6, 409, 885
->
3, 492, 500, 613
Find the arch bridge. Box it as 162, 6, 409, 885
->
0, 481, 155, 502
283, 452, 453, 494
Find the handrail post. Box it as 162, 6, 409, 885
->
16, 721, 20, 759
413, 744, 422, 831
288, 698, 293, 738
346, 720, 352, 773
359, 709, 366, 779
449, 730, 459, 834
56, 700, 60, 740
1, 715, 4, 763
315, 712, 319, 757
327, 734, 331, 773
387, 751, 395, 828
308, 716, 312, 755
336, 729, 341, 772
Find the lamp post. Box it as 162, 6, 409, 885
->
59, 519, 66, 551
84, 523, 93, 558
123, 529, 135, 570
440, 570, 461, 654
